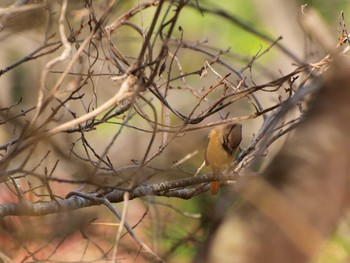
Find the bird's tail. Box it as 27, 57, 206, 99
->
210, 181, 219, 195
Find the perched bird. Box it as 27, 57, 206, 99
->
205, 123, 242, 195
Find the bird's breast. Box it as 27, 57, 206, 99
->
206, 129, 234, 167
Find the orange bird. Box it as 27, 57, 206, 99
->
205, 123, 242, 195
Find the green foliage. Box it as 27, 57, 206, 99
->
177, 0, 264, 55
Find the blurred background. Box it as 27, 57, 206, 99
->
0, 0, 349, 262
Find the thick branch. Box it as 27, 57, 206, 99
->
0, 173, 236, 218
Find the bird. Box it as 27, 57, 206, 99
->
205, 123, 242, 195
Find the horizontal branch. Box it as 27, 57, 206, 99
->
0, 173, 237, 218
